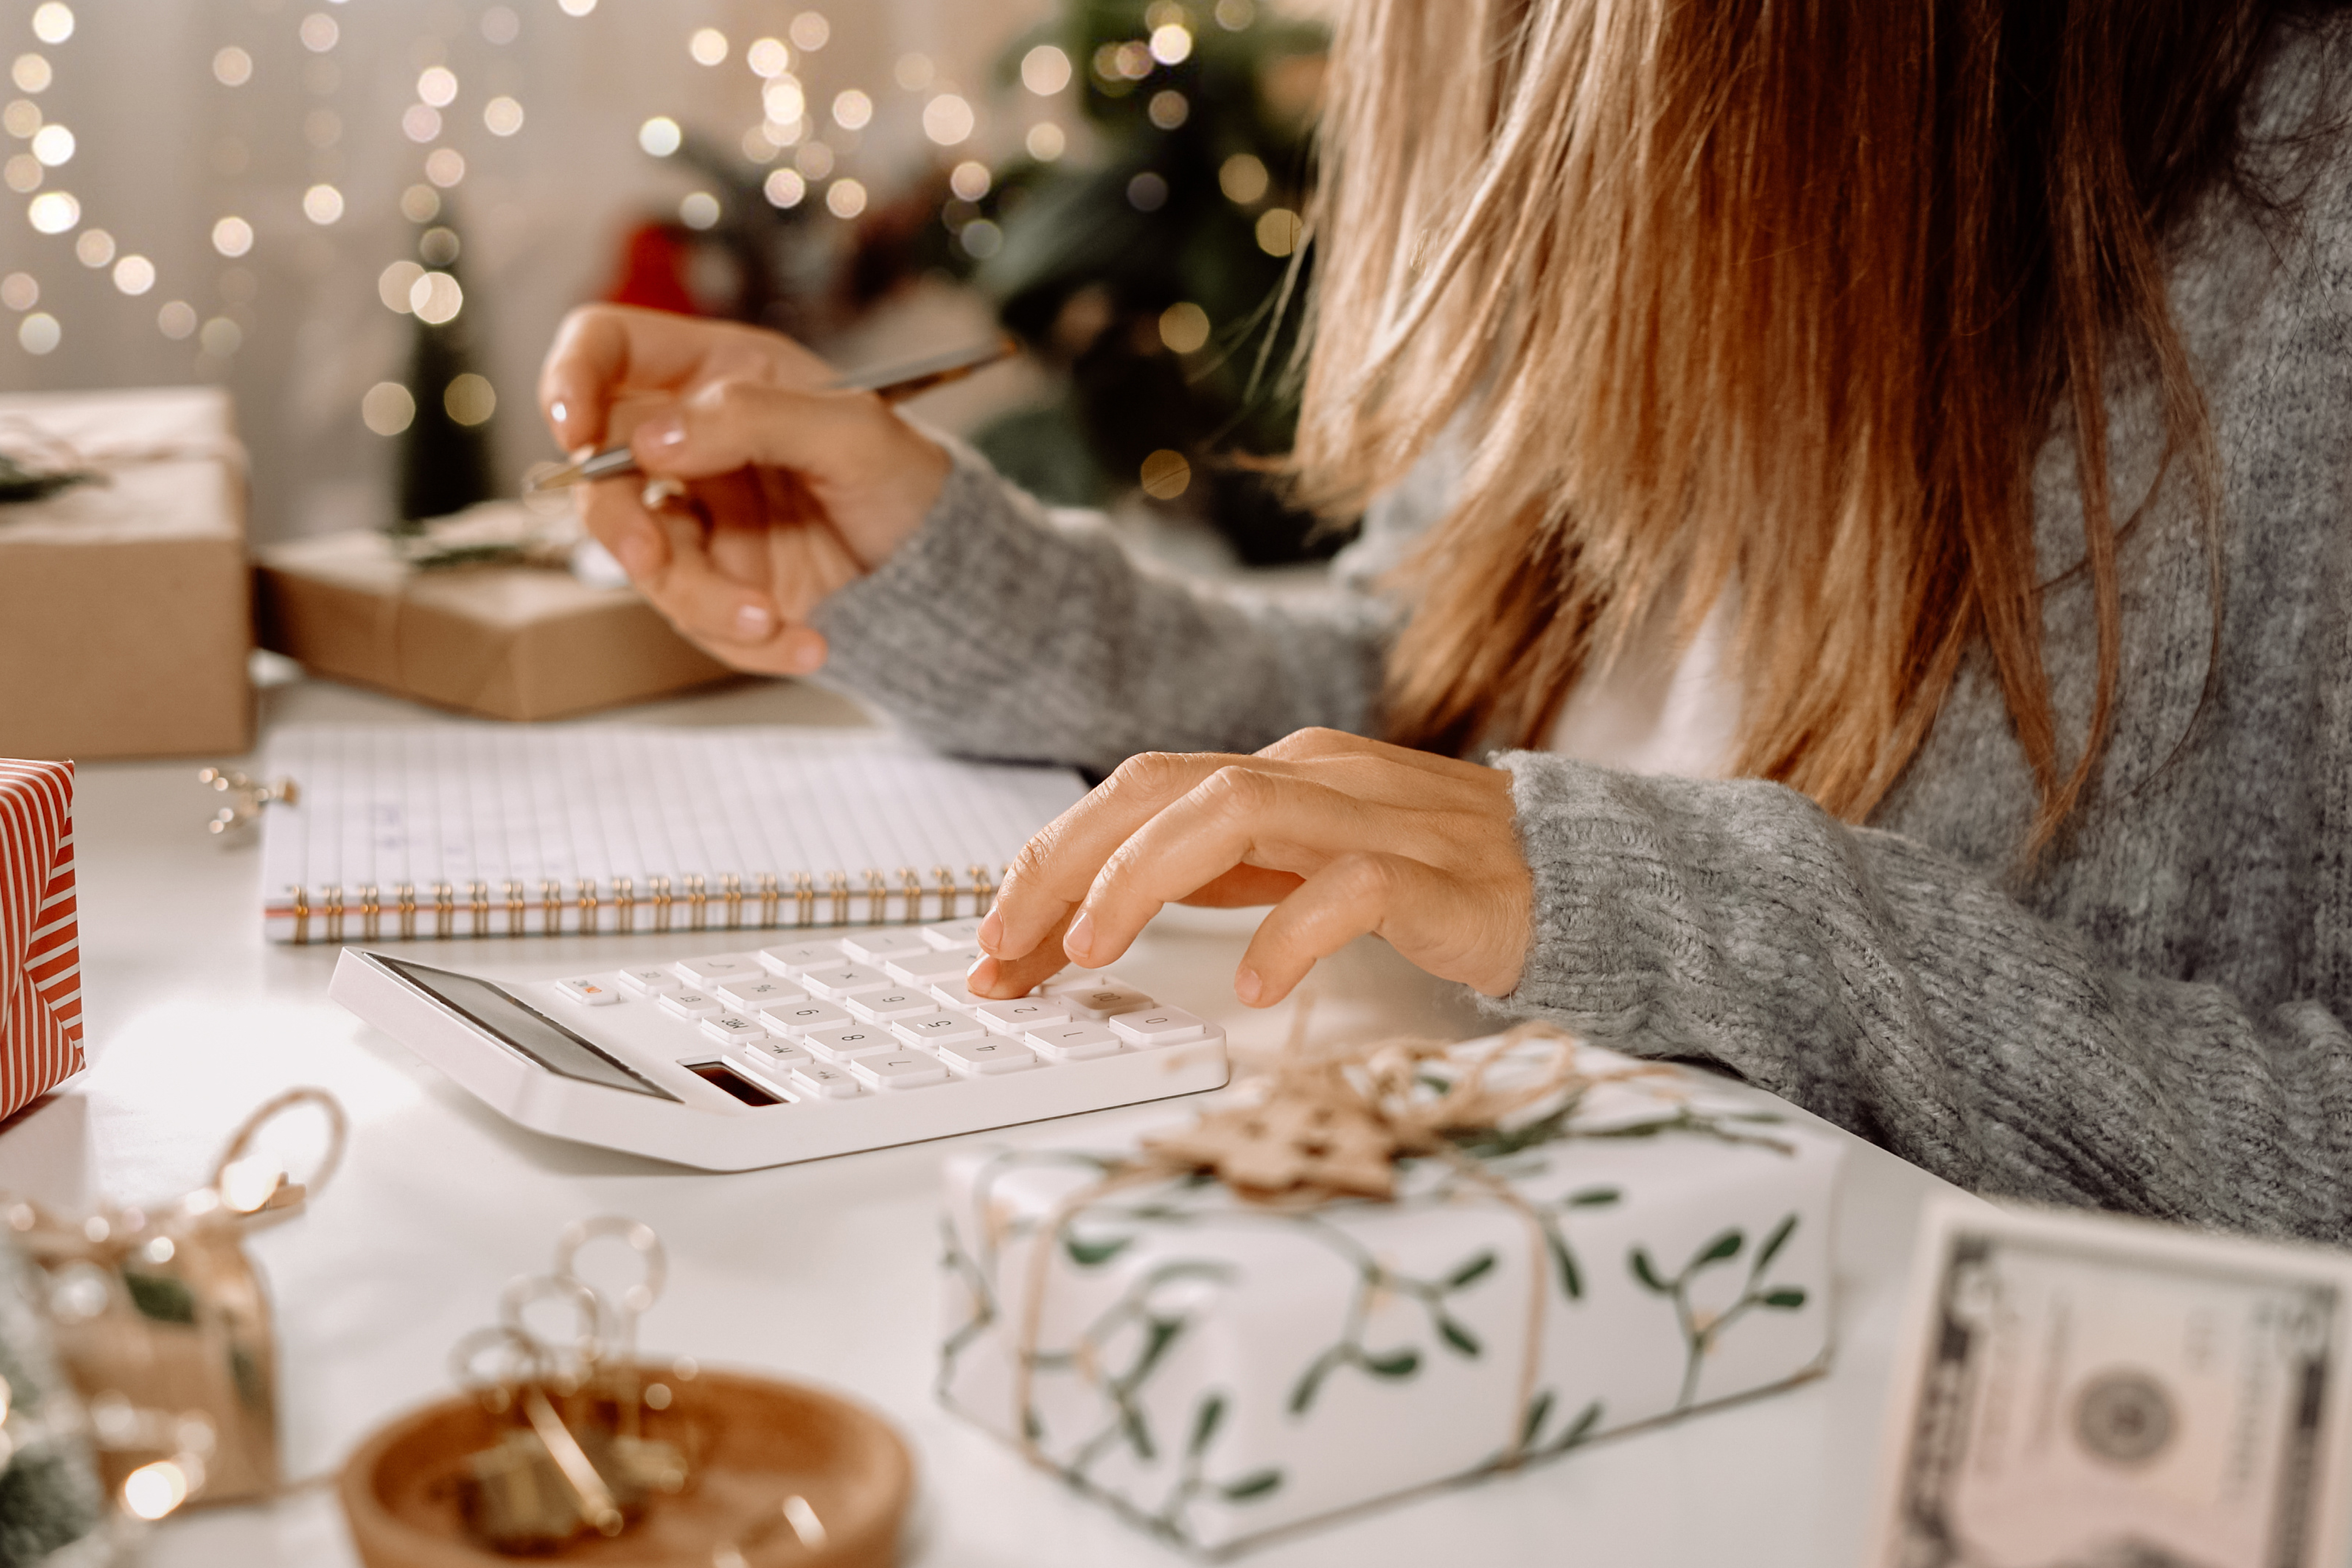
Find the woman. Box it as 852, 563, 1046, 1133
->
540, 0, 2352, 1240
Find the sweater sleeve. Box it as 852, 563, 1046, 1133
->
1496, 752, 2352, 1244
806, 440, 1401, 775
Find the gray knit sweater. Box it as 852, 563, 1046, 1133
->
812, 23, 2352, 1241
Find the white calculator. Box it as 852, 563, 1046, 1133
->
327, 920, 1229, 1171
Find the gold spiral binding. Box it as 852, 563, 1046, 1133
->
284, 863, 1010, 941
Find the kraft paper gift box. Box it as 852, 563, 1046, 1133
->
255, 506, 734, 723
1, 758, 83, 1124
938, 1035, 1844, 1554
0, 387, 252, 760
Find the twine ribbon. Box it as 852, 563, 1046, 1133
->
0, 414, 250, 502
1009, 1022, 1618, 1473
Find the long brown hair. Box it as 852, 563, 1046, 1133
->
1293, 0, 2301, 842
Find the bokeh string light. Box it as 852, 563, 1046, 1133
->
5, 0, 1083, 455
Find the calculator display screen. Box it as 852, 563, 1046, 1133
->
374, 956, 678, 1102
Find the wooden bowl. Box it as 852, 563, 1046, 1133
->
337, 1366, 912, 1568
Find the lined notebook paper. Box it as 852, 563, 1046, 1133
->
258, 725, 1088, 944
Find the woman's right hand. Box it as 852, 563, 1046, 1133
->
537, 305, 952, 677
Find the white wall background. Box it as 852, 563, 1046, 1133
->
0, 0, 1055, 544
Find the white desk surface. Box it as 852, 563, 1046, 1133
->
0, 675, 1960, 1567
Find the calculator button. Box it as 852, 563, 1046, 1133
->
557, 977, 621, 1006
842, 929, 934, 964
757, 941, 850, 977
1025, 1022, 1122, 1061
1065, 987, 1156, 1022
673, 953, 761, 985
717, 977, 802, 1010
1044, 972, 1136, 996
699, 1013, 767, 1046
894, 1012, 988, 1048
933, 1036, 1036, 1075
788, 1061, 862, 1099
1109, 1008, 1209, 1049
976, 997, 1072, 1035
884, 946, 985, 985
742, 1038, 813, 1070
759, 999, 853, 1037
849, 1053, 950, 1090
923, 918, 987, 949
660, 990, 726, 1020
797, 962, 897, 1000
619, 967, 682, 997
804, 1025, 899, 1063
927, 979, 987, 1009
848, 989, 941, 1024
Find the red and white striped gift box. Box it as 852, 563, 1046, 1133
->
0, 758, 83, 1121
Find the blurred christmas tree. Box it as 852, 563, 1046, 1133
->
394, 216, 497, 530
948, 0, 1337, 564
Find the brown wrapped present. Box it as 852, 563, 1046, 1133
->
254, 506, 735, 722
5, 1088, 348, 1512
0, 386, 253, 760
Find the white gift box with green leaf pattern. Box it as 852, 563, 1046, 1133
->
937, 1038, 1844, 1553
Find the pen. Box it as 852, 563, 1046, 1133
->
525, 336, 1017, 493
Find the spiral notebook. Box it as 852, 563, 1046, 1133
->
258, 724, 1088, 944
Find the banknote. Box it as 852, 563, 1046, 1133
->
1867, 1200, 2352, 1568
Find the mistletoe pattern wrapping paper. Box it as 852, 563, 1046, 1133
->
937, 1038, 1844, 1553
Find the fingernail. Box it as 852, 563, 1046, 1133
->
736, 603, 774, 639
616, 534, 658, 578
1064, 910, 1095, 963
976, 910, 1004, 955
788, 637, 827, 675
549, 399, 569, 429
638, 413, 685, 450
966, 955, 1000, 993
1235, 966, 1264, 1006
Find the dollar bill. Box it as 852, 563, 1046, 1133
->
1867, 1199, 2352, 1568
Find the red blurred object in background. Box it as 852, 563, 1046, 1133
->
603, 222, 704, 317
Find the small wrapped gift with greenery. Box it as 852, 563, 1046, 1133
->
937, 1024, 1843, 1553
2, 1089, 346, 1529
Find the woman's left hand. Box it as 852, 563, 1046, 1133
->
968, 729, 1534, 1007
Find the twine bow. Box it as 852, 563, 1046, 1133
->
0, 415, 248, 507
1012, 1021, 1620, 1474
4, 1086, 349, 1258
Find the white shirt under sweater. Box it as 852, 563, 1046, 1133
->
1545, 583, 1742, 777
